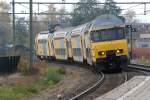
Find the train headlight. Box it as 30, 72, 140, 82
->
102, 52, 105, 55
98, 51, 105, 56
116, 49, 123, 54
116, 50, 120, 53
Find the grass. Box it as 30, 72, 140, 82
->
0, 62, 66, 100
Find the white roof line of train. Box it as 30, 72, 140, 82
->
53, 31, 68, 38
71, 23, 90, 36
39, 31, 49, 34
37, 32, 50, 40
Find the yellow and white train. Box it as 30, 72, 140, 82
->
35, 14, 129, 70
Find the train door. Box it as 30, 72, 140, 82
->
85, 33, 92, 65
66, 34, 72, 59
35, 36, 38, 56
64, 37, 69, 59
42, 39, 49, 58
81, 35, 86, 63
48, 35, 55, 58
38, 40, 43, 57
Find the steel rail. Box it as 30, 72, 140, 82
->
128, 64, 150, 72
70, 71, 105, 100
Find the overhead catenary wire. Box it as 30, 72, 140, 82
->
9, 2, 150, 5
7, 2, 150, 16
123, 4, 142, 11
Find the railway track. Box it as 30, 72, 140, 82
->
66, 63, 149, 100
40, 60, 147, 100
70, 71, 105, 100
53, 61, 137, 100
127, 64, 150, 72
68, 68, 129, 100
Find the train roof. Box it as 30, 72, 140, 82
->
37, 31, 50, 40
91, 14, 125, 31
71, 23, 91, 36
39, 31, 49, 34
53, 27, 74, 38
56, 27, 74, 32
53, 31, 67, 38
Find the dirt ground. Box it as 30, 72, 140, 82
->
29, 63, 97, 100
0, 73, 39, 86
0, 62, 97, 100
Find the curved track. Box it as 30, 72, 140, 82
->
39, 60, 146, 100
50, 61, 134, 100
70, 71, 105, 100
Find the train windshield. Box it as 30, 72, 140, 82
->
90, 28, 125, 42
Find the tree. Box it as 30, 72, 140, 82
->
71, 0, 101, 26
32, 15, 46, 35
102, 0, 121, 16
43, 4, 58, 33
124, 10, 136, 23
15, 17, 29, 47
46, 4, 58, 25
57, 7, 71, 27
0, 1, 12, 45
71, 0, 123, 26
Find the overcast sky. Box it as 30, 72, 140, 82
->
1, 0, 150, 23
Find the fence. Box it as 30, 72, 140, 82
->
0, 56, 20, 74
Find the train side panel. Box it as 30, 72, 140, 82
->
53, 32, 68, 60
71, 35, 83, 62
71, 24, 91, 63
35, 32, 50, 59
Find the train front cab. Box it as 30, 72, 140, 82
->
89, 27, 129, 70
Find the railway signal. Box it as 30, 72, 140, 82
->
125, 25, 137, 60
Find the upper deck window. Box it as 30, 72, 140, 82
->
38, 39, 47, 43
91, 28, 125, 42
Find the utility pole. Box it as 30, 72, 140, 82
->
144, 3, 146, 15
130, 28, 133, 60
126, 25, 133, 60
29, 0, 33, 72
12, 0, 15, 49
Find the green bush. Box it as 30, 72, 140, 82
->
0, 87, 21, 100
42, 72, 61, 85
57, 67, 66, 75
0, 63, 66, 99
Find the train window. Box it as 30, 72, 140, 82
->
73, 48, 81, 56
91, 28, 125, 42
55, 49, 66, 55
91, 31, 100, 41
38, 39, 47, 43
